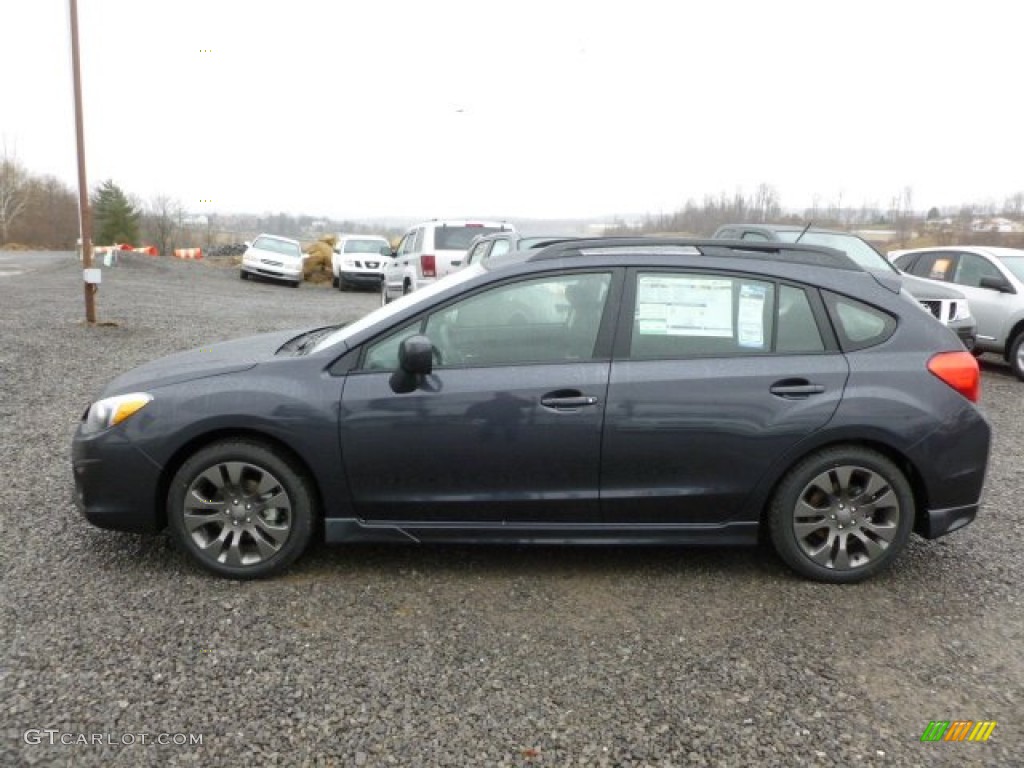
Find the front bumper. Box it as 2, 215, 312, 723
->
241, 261, 303, 283
72, 427, 165, 533
340, 271, 384, 288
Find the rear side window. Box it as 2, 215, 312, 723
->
823, 292, 896, 351
777, 285, 825, 353
434, 226, 502, 250
630, 273, 775, 358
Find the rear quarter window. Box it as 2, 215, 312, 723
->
823, 291, 896, 351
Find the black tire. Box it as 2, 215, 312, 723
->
239, 270, 248, 280
402, 281, 411, 296
167, 440, 316, 579
291, 279, 301, 288
380, 280, 391, 306
332, 275, 339, 289
1009, 332, 1024, 381
768, 446, 914, 583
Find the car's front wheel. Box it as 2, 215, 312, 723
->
1009, 332, 1024, 381
167, 440, 316, 579
380, 279, 391, 306
768, 446, 914, 583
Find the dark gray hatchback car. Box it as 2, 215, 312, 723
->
73, 238, 990, 583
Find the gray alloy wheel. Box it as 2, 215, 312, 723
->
769, 446, 914, 583
1010, 332, 1024, 381
167, 440, 315, 578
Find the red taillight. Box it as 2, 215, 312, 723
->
927, 351, 980, 402
420, 254, 436, 277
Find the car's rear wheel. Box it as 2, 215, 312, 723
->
167, 440, 315, 579
1009, 332, 1024, 381
768, 446, 914, 583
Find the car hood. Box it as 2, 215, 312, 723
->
100, 329, 304, 396
899, 273, 966, 300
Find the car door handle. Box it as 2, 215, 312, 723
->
540, 391, 599, 410
770, 380, 825, 399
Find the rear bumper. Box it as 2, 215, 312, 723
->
71, 428, 164, 533
919, 503, 978, 539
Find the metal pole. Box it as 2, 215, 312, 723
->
69, 0, 96, 323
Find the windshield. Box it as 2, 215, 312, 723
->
435, 226, 502, 250
773, 231, 896, 273
344, 239, 389, 254
252, 236, 301, 258
311, 264, 486, 353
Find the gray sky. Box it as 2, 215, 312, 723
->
3, 0, 1021, 220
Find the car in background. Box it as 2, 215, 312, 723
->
889, 246, 1024, 379
331, 235, 393, 291
239, 234, 305, 287
382, 219, 511, 303
73, 237, 989, 584
712, 224, 976, 349
463, 232, 581, 267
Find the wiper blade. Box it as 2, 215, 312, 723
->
277, 324, 346, 356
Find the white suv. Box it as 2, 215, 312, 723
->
382, 219, 511, 303
331, 235, 394, 291
239, 234, 305, 287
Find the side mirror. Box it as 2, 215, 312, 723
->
979, 275, 1014, 293
390, 334, 434, 393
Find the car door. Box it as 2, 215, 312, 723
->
601, 271, 849, 525
339, 270, 620, 524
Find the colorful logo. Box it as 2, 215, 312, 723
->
921, 721, 997, 742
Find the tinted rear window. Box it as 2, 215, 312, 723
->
434, 226, 502, 250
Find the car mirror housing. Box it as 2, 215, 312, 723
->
399, 335, 434, 375
979, 275, 1014, 293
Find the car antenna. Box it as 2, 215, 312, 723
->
795, 221, 813, 243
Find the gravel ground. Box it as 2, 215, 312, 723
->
1, 252, 1021, 767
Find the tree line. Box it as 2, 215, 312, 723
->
2, 151, 1021, 251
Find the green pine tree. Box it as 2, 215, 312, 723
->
92, 179, 140, 245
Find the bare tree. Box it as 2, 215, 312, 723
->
143, 194, 184, 257
0, 147, 30, 244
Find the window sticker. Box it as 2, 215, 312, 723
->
637, 275, 733, 337
737, 284, 767, 348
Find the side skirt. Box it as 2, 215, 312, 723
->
323, 519, 759, 547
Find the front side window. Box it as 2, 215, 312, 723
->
953, 253, 1002, 288
425, 273, 611, 366
631, 273, 775, 358
361, 273, 612, 370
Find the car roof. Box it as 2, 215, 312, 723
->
894, 245, 1024, 258
718, 223, 855, 236
521, 236, 863, 271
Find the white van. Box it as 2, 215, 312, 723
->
381, 219, 511, 303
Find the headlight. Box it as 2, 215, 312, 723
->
81, 392, 153, 434
952, 299, 972, 322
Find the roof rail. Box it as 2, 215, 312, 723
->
527, 236, 862, 270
